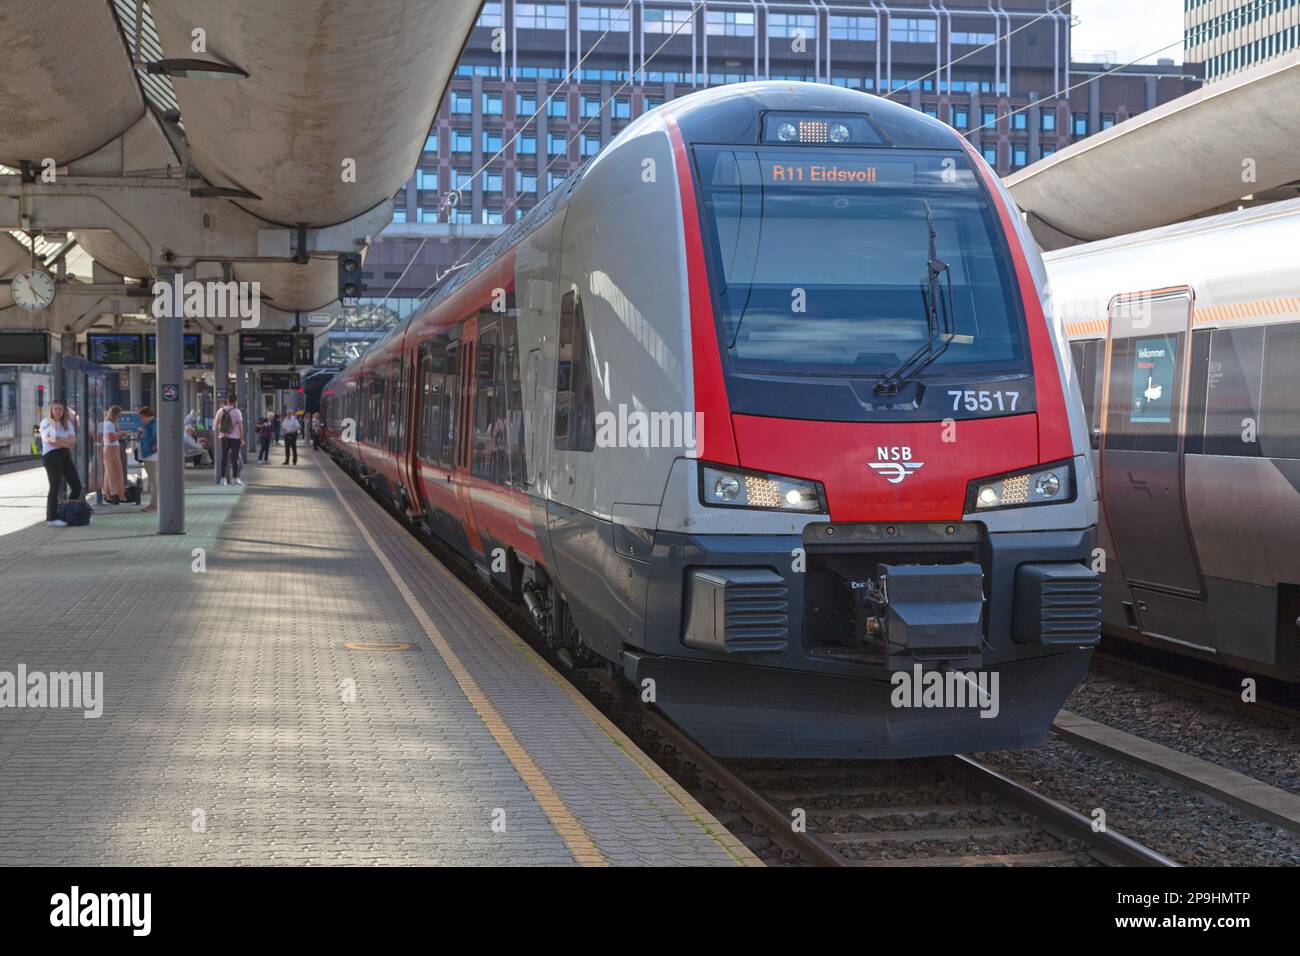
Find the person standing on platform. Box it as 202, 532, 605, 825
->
100, 405, 125, 504
40, 401, 82, 527
257, 416, 272, 463
281, 408, 300, 465
137, 406, 159, 513
213, 393, 245, 486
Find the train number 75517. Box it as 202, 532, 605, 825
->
948, 390, 1020, 413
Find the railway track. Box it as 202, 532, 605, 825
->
611, 679, 1175, 868
342, 454, 1177, 868
1092, 648, 1300, 734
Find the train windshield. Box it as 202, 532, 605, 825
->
694, 147, 1028, 379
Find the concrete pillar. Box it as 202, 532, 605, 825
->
213, 334, 229, 482
155, 272, 185, 535
53, 333, 75, 403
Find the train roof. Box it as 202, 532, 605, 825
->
1044, 196, 1300, 263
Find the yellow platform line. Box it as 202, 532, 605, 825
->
318, 462, 607, 866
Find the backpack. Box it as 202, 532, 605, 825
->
58, 501, 92, 526
217, 407, 234, 434
124, 482, 141, 504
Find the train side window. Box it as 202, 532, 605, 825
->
504, 321, 527, 487
1069, 339, 1102, 449
1261, 322, 1300, 460
554, 291, 596, 452
1204, 326, 1264, 458
417, 341, 445, 462
387, 359, 404, 454
441, 342, 459, 467
1184, 329, 1211, 456
472, 327, 501, 480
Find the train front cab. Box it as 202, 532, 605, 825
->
567, 86, 1103, 759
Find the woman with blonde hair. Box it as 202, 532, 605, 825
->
100, 405, 126, 504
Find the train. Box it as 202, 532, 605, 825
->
1051, 199, 1300, 681
323, 82, 1104, 758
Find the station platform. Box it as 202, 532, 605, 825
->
0, 452, 757, 867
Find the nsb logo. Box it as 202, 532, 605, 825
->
869, 446, 925, 485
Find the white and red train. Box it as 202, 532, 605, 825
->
323, 83, 1102, 758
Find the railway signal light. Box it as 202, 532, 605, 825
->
338, 253, 364, 301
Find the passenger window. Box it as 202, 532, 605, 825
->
472, 327, 504, 480
1204, 327, 1264, 457
417, 341, 445, 462
503, 322, 527, 487
441, 342, 459, 467
1103, 334, 1184, 454
1261, 323, 1300, 460
554, 291, 596, 452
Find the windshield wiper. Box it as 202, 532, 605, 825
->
874, 201, 957, 396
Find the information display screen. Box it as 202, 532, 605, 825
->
240, 333, 295, 365
0, 332, 50, 364
1131, 336, 1177, 424
87, 334, 144, 365
261, 372, 301, 391
146, 334, 202, 366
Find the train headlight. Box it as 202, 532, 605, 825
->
967, 460, 1074, 512
776, 121, 799, 143
829, 122, 851, 144
701, 464, 825, 513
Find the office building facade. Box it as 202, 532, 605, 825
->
1186, 0, 1300, 83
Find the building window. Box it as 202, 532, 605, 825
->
484, 171, 503, 193
547, 133, 568, 155
1041, 146, 1056, 158
922, 104, 939, 119
1100, 113, 1116, 129
392, 207, 407, 224
476, 2, 502, 28
482, 93, 503, 115
451, 130, 472, 152
451, 209, 472, 225
982, 146, 999, 167
451, 169, 473, 190
424, 133, 438, 154
516, 3, 566, 30
705, 10, 755, 37
451, 92, 473, 114
581, 134, 600, 157
516, 171, 537, 193
951, 31, 996, 45
1013, 146, 1028, 167
517, 93, 537, 116
482, 131, 504, 153
1012, 112, 1028, 130
1072, 112, 1088, 136
547, 97, 567, 118
982, 108, 998, 130
890, 17, 936, 44
416, 169, 438, 190
579, 5, 631, 32
828, 15, 876, 42
643, 8, 693, 34
768, 13, 816, 40
517, 135, 537, 155
416, 207, 439, 223
482, 208, 505, 225
1041, 110, 1056, 132
547, 170, 566, 192
581, 95, 602, 118
951, 108, 969, 129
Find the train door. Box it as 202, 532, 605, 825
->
1101, 288, 1206, 616
453, 316, 484, 555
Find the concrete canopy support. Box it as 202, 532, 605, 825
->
156, 273, 185, 535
